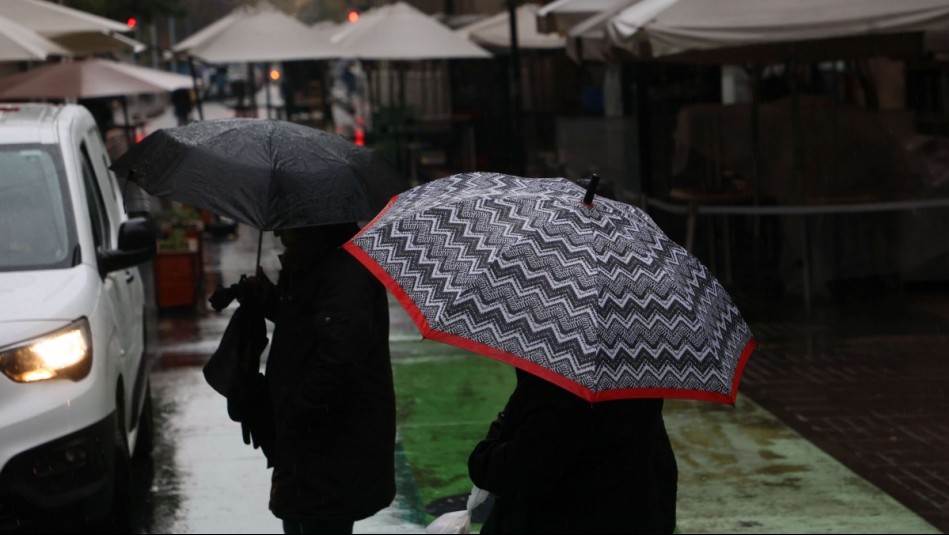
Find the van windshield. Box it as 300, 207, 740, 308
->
0, 144, 76, 271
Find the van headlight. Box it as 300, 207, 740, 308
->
0, 318, 92, 383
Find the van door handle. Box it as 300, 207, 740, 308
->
125, 272, 135, 283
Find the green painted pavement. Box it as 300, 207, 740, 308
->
386, 296, 941, 534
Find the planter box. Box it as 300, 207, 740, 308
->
154, 250, 200, 309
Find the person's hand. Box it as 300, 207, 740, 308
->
238, 267, 274, 306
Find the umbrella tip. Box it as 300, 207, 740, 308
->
582, 173, 600, 206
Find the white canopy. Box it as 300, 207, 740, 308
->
560, 1, 641, 62
457, 4, 564, 50
0, 0, 129, 35
174, 2, 344, 63
0, 58, 193, 99
50, 31, 146, 55
607, 0, 949, 60
0, 0, 143, 55
536, 0, 637, 34
0, 13, 70, 61
331, 2, 490, 60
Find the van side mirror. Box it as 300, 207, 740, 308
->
98, 217, 157, 276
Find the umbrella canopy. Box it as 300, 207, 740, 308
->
456, 4, 564, 50
0, 0, 139, 55
344, 172, 757, 404
330, 1, 491, 60
558, 1, 641, 62
536, 0, 637, 34
173, 2, 344, 63
109, 118, 407, 231
605, 0, 949, 62
0, 0, 129, 35
0, 13, 70, 61
49, 30, 146, 55
0, 58, 193, 100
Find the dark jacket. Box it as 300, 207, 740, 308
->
263, 241, 396, 523
468, 369, 678, 534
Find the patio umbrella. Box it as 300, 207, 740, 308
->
330, 2, 491, 60
109, 118, 407, 245
604, 0, 949, 63
49, 30, 145, 55
535, 0, 637, 34
0, 58, 193, 99
456, 4, 564, 50
172, 2, 345, 119
0, 13, 70, 61
0, 0, 129, 35
344, 172, 757, 404
0, 0, 140, 55
175, 3, 343, 64
0, 58, 194, 145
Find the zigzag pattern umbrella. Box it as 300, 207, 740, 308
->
344, 172, 757, 403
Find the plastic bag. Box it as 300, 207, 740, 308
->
425, 510, 470, 534
425, 485, 490, 534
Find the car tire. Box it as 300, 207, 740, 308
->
106, 409, 133, 533
133, 381, 154, 461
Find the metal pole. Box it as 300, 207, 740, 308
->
121, 95, 133, 146
265, 62, 272, 119
507, 0, 524, 176
789, 63, 812, 314
168, 17, 178, 74
248, 63, 258, 116
149, 21, 159, 69
188, 57, 205, 120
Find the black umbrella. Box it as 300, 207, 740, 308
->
110, 117, 406, 232
110, 119, 406, 456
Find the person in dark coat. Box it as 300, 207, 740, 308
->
468, 368, 678, 534
244, 223, 396, 534
171, 88, 194, 126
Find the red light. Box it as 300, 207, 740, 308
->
347, 10, 359, 23
126, 17, 137, 29
135, 132, 144, 143
354, 129, 365, 146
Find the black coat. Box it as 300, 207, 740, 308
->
468, 370, 678, 534
263, 246, 396, 523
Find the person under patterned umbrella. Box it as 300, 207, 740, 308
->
344, 171, 757, 533
469, 368, 677, 533
468, 178, 677, 534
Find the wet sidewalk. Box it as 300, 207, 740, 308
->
141, 101, 944, 533
735, 290, 949, 533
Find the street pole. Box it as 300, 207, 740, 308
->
149, 21, 159, 69
188, 56, 205, 121
507, 0, 524, 176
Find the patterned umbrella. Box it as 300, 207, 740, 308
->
344, 172, 757, 404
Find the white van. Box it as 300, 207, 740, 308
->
0, 103, 155, 530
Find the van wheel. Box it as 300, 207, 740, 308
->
133, 381, 154, 461
106, 411, 133, 532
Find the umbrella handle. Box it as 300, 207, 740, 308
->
255, 229, 263, 270
583, 173, 600, 206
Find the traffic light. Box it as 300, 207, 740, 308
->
347, 10, 359, 23
126, 16, 137, 29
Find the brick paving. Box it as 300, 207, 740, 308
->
737, 290, 949, 532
